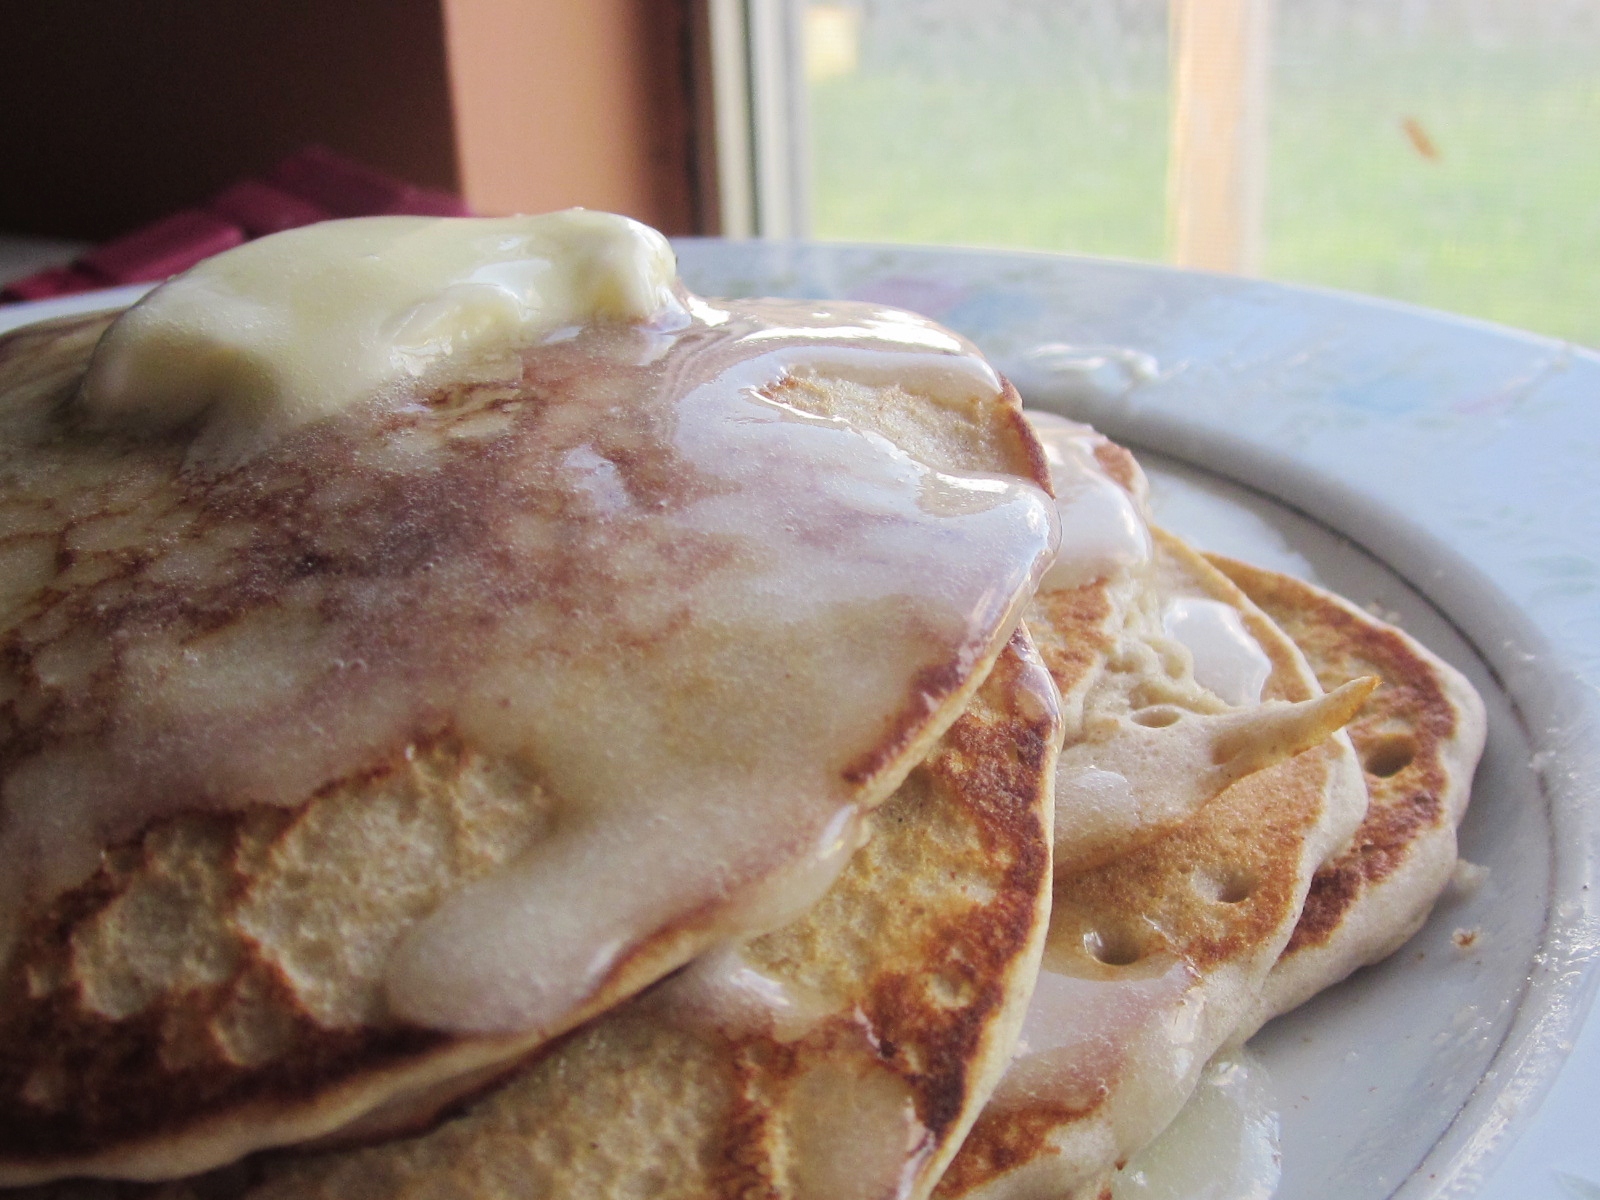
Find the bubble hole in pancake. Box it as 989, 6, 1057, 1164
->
935, 532, 1369, 1200
0, 289, 1056, 1185
1206, 557, 1487, 1040
11, 630, 1062, 1200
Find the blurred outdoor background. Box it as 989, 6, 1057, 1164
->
4, 0, 1595, 349
801, 0, 1600, 346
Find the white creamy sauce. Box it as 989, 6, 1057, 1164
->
994, 956, 1205, 1115
1162, 598, 1272, 707
0, 216, 1060, 1036
1060, 765, 1135, 813
1022, 342, 1161, 404
1110, 1049, 1282, 1200
657, 944, 928, 1200
655, 945, 835, 1043
992, 958, 1279, 1200
383, 318, 1055, 1034
1052, 706, 1250, 874
1053, 684, 1362, 875
785, 1062, 929, 1200
1025, 410, 1153, 591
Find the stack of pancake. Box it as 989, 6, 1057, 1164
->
0, 215, 1484, 1200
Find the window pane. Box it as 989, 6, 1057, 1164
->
807, 0, 1170, 261
1267, 0, 1600, 346
803, 0, 1600, 347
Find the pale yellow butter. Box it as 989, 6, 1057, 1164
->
77, 210, 681, 460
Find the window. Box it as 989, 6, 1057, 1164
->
709, 0, 1600, 347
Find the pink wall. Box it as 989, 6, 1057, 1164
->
441, 0, 697, 231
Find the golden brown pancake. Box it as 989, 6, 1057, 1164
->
1205, 557, 1487, 1038
1048, 531, 1370, 877
1022, 442, 1144, 766
935, 533, 1370, 1200
10, 630, 1061, 1200
1016, 416, 1369, 881
0, 296, 1056, 1185
1018, 420, 1350, 875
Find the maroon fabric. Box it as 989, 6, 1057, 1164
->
80, 209, 247, 284
380, 185, 472, 218
269, 145, 410, 217
210, 180, 331, 237
2, 264, 111, 302
3, 147, 473, 304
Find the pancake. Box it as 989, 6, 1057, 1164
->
11, 629, 1062, 1200
935, 532, 1370, 1200
0, 231, 1058, 1187
1205, 557, 1487, 1039
1020, 416, 1368, 878
1021, 417, 1155, 791
1048, 553, 1370, 876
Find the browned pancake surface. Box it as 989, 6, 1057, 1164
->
1207, 556, 1486, 1034
0, 309, 1054, 1184
12, 631, 1061, 1200
938, 534, 1367, 1200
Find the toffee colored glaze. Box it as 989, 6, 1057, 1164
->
0, 294, 1057, 1040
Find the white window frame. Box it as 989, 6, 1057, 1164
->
701, 0, 812, 240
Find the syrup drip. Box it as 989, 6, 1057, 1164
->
1111, 1049, 1281, 1200
994, 956, 1205, 1115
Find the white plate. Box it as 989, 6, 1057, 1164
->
4, 249, 1597, 1199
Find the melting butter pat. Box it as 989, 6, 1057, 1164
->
78, 210, 682, 458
